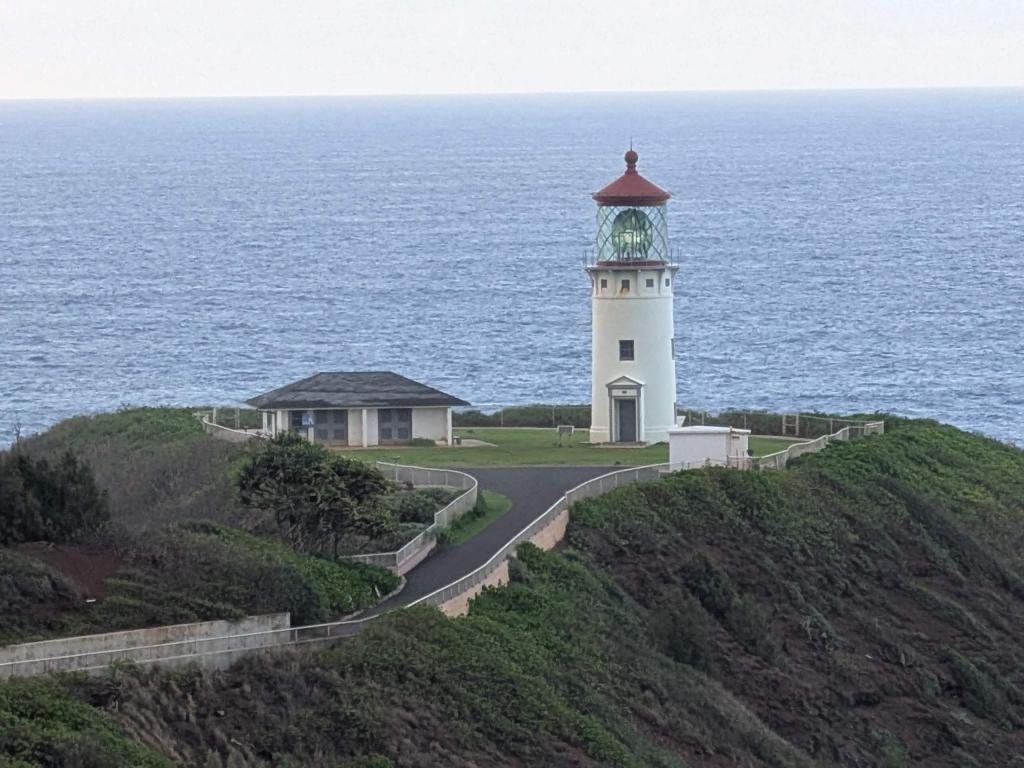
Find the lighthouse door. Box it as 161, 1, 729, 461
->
615, 398, 637, 443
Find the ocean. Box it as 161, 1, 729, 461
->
1, 90, 1022, 444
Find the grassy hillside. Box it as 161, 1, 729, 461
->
3, 419, 1023, 767
19, 408, 251, 532
2, 409, 401, 644
566, 419, 1024, 766
0, 523, 399, 645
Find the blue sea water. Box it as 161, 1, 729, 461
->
1, 90, 1022, 445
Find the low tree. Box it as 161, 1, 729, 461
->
237, 433, 394, 556
0, 449, 109, 545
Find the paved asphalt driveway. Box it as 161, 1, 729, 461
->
369, 465, 620, 614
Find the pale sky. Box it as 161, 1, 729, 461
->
2, 0, 1022, 99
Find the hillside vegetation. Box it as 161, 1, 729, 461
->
0, 411, 421, 644
18, 408, 250, 532
0, 523, 398, 645
3, 419, 1023, 767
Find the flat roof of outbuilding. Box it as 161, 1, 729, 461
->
246, 371, 470, 410
668, 426, 751, 435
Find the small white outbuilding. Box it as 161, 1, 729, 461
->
668, 425, 751, 469
246, 371, 469, 448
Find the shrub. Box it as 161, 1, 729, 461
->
682, 555, 737, 617
238, 433, 394, 556
0, 550, 84, 645
0, 678, 170, 767
726, 595, 778, 662
650, 587, 714, 670
0, 450, 109, 545
382, 488, 455, 524
944, 648, 1016, 724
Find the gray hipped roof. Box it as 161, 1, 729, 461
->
246, 371, 470, 410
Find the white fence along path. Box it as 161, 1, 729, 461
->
343, 463, 478, 574
1, 419, 882, 678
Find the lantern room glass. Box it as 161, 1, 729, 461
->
596, 205, 668, 262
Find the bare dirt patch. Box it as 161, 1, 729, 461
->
16, 543, 123, 600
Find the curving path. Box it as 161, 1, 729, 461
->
368, 465, 620, 614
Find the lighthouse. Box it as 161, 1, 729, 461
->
587, 149, 677, 444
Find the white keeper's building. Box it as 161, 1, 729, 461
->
587, 150, 678, 444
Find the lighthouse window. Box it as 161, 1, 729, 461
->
665, 278, 670, 287
620, 279, 630, 293
619, 340, 635, 361
600, 278, 607, 289
645, 278, 654, 288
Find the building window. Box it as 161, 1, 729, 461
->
619, 339, 634, 361
600, 278, 607, 289
290, 411, 306, 431
379, 408, 413, 443
313, 409, 348, 443
646, 278, 655, 288
665, 278, 670, 287
620, 279, 630, 294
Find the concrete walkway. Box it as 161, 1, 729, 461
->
369, 466, 620, 614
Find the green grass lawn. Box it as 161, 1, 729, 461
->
749, 435, 798, 457
442, 490, 513, 546
334, 428, 800, 467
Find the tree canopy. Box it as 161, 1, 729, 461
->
0, 449, 109, 545
237, 433, 394, 556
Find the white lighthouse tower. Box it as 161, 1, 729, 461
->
587, 149, 677, 444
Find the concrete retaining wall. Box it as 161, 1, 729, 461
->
0, 613, 290, 679
528, 506, 570, 551
439, 559, 509, 617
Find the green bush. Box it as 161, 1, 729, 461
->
238, 433, 394, 557
682, 555, 737, 617
0, 450, 109, 545
944, 648, 1017, 724
382, 488, 455, 524
0, 678, 170, 767
650, 587, 714, 670
0, 550, 83, 645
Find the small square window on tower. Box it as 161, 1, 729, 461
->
620, 279, 630, 293
619, 339, 635, 361
600, 278, 607, 289
646, 278, 655, 288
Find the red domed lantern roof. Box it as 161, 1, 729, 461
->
593, 149, 671, 206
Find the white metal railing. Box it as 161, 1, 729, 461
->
199, 414, 266, 443
753, 420, 885, 470
342, 463, 478, 571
